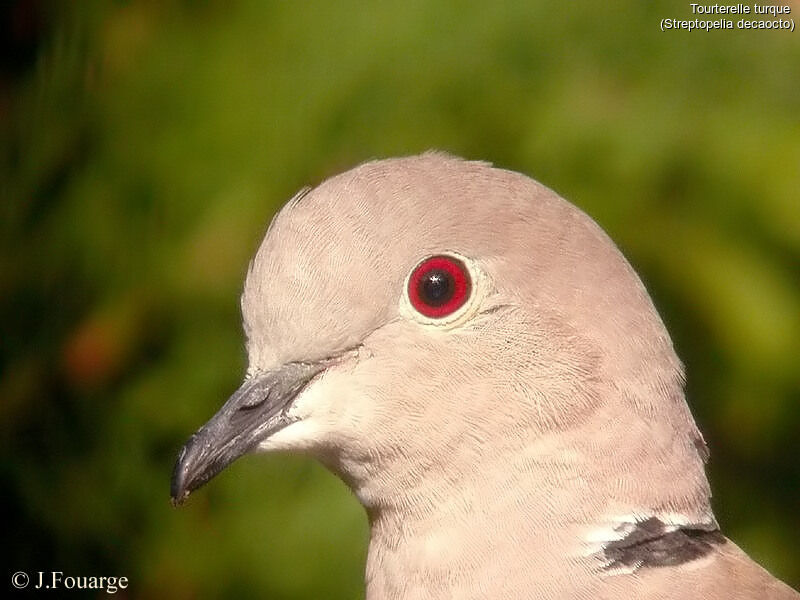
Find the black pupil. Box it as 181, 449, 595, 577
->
418, 269, 454, 306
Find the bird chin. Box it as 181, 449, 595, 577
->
255, 416, 325, 453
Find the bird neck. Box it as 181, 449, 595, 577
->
360, 453, 596, 599
353, 409, 714, 600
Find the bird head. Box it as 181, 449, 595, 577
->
171, 153, 711, 530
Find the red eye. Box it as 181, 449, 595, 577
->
407, 255, 472, 318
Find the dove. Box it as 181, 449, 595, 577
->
171, 152, 798, 599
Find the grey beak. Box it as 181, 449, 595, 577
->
170, 361, 327, 506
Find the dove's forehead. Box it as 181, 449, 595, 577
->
241, 153, 593, 367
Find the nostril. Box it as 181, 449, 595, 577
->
239, 395, 268, 411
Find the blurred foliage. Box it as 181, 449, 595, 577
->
1, 0, 798, 597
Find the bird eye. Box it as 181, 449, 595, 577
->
407, 255, 472, 318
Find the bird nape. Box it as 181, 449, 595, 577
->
171, 152, 799, 600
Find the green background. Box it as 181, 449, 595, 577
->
2, 1, 798, 598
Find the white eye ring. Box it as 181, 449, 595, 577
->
400, 252, 488, 328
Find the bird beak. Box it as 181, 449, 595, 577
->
170, 361, 327, 506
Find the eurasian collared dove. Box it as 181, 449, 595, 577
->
171, 152, 798, 599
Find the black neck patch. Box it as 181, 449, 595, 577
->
603, 517, 726, 570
